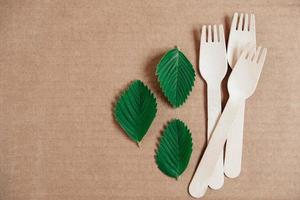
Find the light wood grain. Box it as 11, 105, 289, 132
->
0, 0, 299, 199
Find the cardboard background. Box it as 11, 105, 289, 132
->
0, 0, 299, 199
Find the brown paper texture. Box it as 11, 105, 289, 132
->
0, 0, 299, 199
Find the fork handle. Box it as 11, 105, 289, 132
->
189, 97, 242, 198
207, 85, 224, 189
224, 101, 245, 178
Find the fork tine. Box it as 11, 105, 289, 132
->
238, 13, 244, 30
219, 25, 225, 43
250, 14, 255, 31
201, 25, 207, 43
240, 47, 249, 59
239, 44, 255, 60
213, 25, 218, 42
252, 47, 262, 62
244, 13, 249, 31
208, 25, 212, 42
258, 48, 267, 65
247, 46, 256, 60
231, 12, 238, 30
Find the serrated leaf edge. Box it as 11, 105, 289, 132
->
114, 80, 157, 146
155, 118, 193, 179
156, 48, 196, 108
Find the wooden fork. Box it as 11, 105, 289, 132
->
189, 46, 267, 198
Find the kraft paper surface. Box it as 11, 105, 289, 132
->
0, 0, 299, 199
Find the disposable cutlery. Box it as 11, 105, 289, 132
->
190, 24, 227, 194
225, 12, 256, 178
189, 46, 267, 198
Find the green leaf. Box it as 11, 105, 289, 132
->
114, 80, 157, 145
155, 119, 193, 179
156, 48, 195, 108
